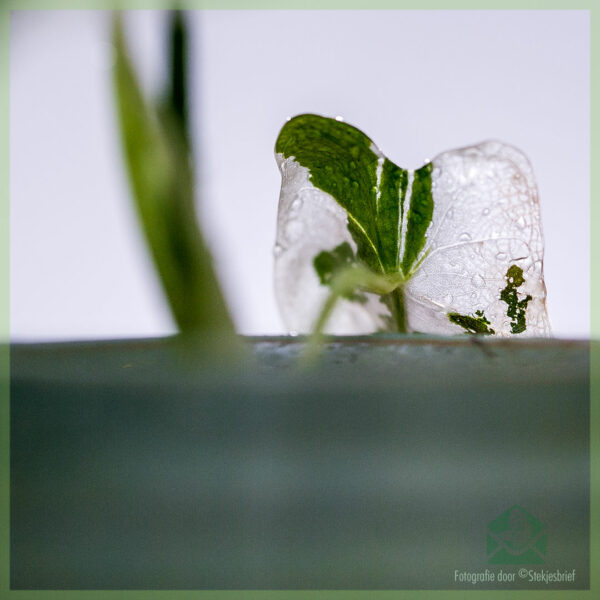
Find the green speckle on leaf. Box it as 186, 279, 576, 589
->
313, 242, 367, 304
500, 265, 531, 334
448, 309, 495, 335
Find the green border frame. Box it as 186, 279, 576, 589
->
1, 2, 595, 598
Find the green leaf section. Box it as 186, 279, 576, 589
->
113, 13, 235, 340
401, 162, 434, 276
501, 265, 532, 334
313, 242, 368, 304
276, 114, 419, 276
276, 115, 434, 280
379, 159, 408, 271
448, 310, 495, 335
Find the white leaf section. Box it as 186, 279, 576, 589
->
274, 154, 384, 334
406, 141, 549, 336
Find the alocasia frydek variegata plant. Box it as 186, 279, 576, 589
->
274, 114, 550, 337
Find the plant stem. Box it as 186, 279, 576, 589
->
385, 286, 407, 333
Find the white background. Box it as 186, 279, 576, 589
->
10, 10, 590, 340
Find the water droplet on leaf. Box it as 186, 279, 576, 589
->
471, 274, 485, 287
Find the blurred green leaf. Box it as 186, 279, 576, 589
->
112, 12, 236, 346
165, 10, 189, 146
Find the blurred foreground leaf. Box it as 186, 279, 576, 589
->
112, 12, 237, 348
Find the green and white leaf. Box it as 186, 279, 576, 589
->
274, 114, 550, 337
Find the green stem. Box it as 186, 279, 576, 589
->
385, 286, 407, 333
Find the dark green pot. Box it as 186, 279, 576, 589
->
10, 336, 590, 590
